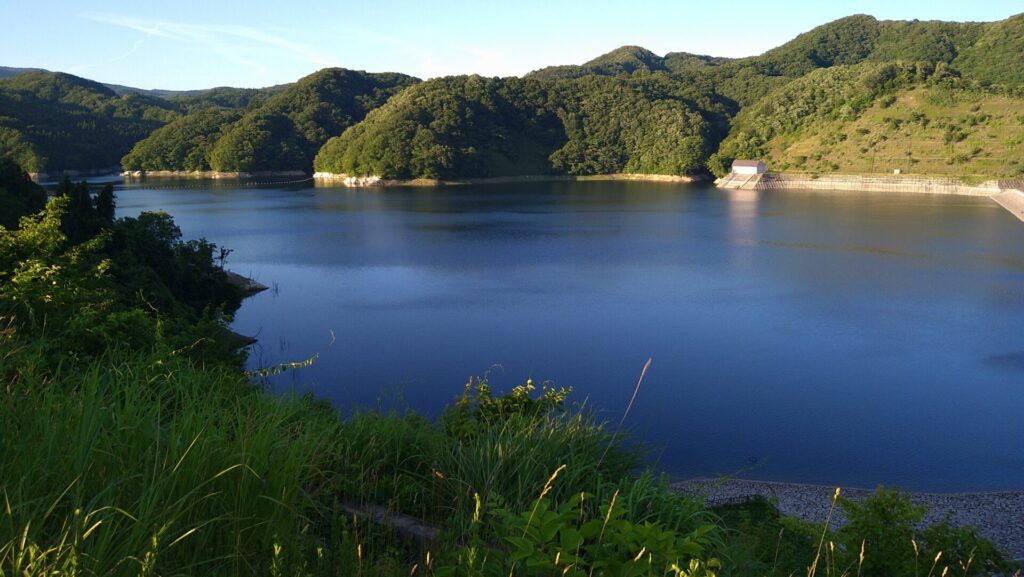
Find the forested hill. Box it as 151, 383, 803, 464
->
0, 71, 291, 175
313, 74, 723, 179
123, 68, 418, 173
3, 12, 1023, 178
709, 62, 1024, 178
0, 72, 179, 174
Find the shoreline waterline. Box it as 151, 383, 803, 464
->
717, 172, 1024, 221
310, 171, 706, 187
121, 169, 309, 179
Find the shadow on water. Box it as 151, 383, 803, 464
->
984, 351, 1024, 372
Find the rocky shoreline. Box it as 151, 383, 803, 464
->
674, 478, 1024, 561
122, 170, 309, 179
29, 167, 121, 182
311, 172, 703, 187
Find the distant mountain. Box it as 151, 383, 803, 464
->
0, 68, 294, 174
0, 66, 47, 79
164, 85, 290, 111
526, 46, 669, 81
0, 66, 287, 102
0, 71, 179, 173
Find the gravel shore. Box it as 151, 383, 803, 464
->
673, 478, 1024, 561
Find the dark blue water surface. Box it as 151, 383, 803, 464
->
116, 179, 1024, 492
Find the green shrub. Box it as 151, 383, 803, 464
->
436, 489, 719, 576
833, 487, 1017, 577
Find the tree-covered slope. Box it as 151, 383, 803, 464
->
123, 68, 418, 173
120, 108, 244, 172
708, 62, 1024, 177
314, 74, 718, 179
953, 13, 1024, 90
314, 76, 562, 178
0, 72, 179, 173
164, 85, 289, 111
550, 75, 715, 176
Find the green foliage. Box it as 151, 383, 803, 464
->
0, 156, 46, 228
0, 72, 178, 173
954, 13, 1024, 89
164, 84, 288, 111
708, 62, 922, 176
551, 75, 713, 176
106, 210, 242, 321
315, 74, 718, 179
756, 15, 882, 77
710, 497, 819, 576
123, 68, 417, 173
436, 491, 719, 576
836, 488, 924, 577
0, 175, 243, 365
528, 45, 672, 81
830, 488, 1017, 577
663, 53, 734, 74
870, 20, 983, 64
443, 376, 570, 440
315, 75, 564, 178
121, 108, 243, 171
0, 348, 348, 577
209, 111, 308, 171
197, 69, 416, 173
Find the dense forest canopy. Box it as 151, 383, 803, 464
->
123, 68, 418, 173
313, 73, 721, 179
2, 12, 1023, 178
120, 108, 245, 172
0, 72, 178, 173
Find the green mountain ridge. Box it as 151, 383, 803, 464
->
0, 71, 179, 173
0, 66, 290, 99
2, 12, 1023, 178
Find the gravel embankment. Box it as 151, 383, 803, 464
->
674, 478, 1024, 561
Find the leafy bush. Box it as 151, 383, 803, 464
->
436, 485, 719, 576
833, 487, 1018, 577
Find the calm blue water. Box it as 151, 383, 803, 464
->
115, 179, 1024, 492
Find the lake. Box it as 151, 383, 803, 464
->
115, 178, 1024, 492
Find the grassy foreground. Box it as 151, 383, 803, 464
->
1, 165, 1019, 576
1, 342, 722, 575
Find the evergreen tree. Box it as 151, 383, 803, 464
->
95, 183, 116, 226
0, 156, 46, 228
56, 177, 98, 245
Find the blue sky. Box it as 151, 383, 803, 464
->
2, 1, 1021, 90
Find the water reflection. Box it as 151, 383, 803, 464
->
725, 189, 760, 266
